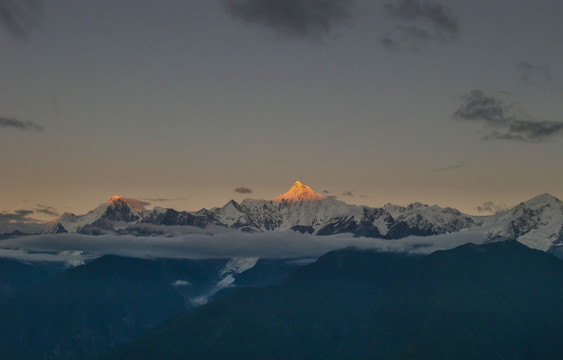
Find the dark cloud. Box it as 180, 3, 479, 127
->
0, 209, 48, 234
234, 186, 253, 194
475, 201, 508, 214
342, 191, 354, 197
384, 0, 458, 35
453, 90, 563, 142
380, 33, 402, 51
0, 116, 43, 132
223, 0, 356, 41
381, 0, 459, 51
0, 209, 34, 222
0, 0, 42, 42
517, 61, 552, 86
503, 121, 563, 141
453, 90, 510, 125
34, 204, 59, 217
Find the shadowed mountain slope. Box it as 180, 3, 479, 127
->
102, 241, 563, 360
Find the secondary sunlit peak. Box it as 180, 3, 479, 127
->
104, 196, 147, 212
272, 181, 327, 202
107, 195, 127, 204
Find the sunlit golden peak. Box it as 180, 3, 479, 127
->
107, 195, 127, 204
272, 181, 326, 202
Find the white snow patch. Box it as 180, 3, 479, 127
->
188, 257, 258, 306
172, 280, 191, 287
220, 257, 259, 276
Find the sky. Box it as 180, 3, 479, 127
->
1, 0, 563, 232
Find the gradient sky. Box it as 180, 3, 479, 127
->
1, 0, 563, 231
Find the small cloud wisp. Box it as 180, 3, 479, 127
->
517, 61, 552, 86
381, 0, 459, 51
234, 186, 253, 194
0, 116, 43, 132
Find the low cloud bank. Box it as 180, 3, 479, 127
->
0, 230, 487, 262
0, 248, 90, 265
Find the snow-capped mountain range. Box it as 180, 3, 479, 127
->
49, 181, 563, 253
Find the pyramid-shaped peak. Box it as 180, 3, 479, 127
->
273, 181, 326, 202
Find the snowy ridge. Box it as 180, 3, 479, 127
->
233, 196, 362, 232
57, 196, 141, 233
383, 202, 475, 235
478, 193, 563, 251
48, 183, 563, 253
